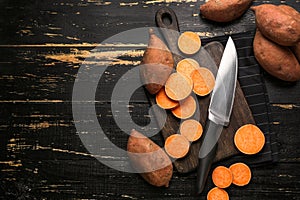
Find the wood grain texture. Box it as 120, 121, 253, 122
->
0, 0, 299, 199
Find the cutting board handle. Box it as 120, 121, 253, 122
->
155, 7, 179, 31
155, 7, 182, 65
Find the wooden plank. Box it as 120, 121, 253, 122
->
0, 102, 299, 199
1, 0, 298, 45
0, 47, 148, 102
0, 0, 300, 199
264, 74, 300, 104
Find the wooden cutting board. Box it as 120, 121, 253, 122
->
145, 7, 255, 173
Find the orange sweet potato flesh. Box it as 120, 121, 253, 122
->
253, 29, 300, 82
171, 96, 196, 119
164, 134, 190, 159
229, 162, 251, 186
140, 29, 174, 95
200, 0, 253, 23
207, 187, 229, 200
251, 4, 300, 46
156, 87, 179, 109
234, 124, 265, 155
212, 166, 233, 188
127, 129, 173, 187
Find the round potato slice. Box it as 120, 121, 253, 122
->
165, 72, 193, 101
164, 134, 190, 159
176, 58, 200, 78
229, 162, 251, 186
212, 166, 233, 189
179, 119, 203, 142
171, 96, 196, 119
234, 124, 265, 155
156, 87, 179, 109
207, 187, 229, 200
191, 68, 215, 96
178, 31, 201, 55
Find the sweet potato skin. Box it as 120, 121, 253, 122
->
251, 4, 300, 46
140, 29, 174, 95
253, 30, 300, 82
200, 0, 253, 23
278, 5, 300, 22
127, 129, 173, 187
291, 42, 300, 62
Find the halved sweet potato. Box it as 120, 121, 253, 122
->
140, 29, 174, 94
127, 129, 173, 187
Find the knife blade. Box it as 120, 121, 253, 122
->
196, 36, 238, 195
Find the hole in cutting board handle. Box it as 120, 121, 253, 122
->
155, 7, 179, 31
162, 12, 172, 26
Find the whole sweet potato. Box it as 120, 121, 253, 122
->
253, 30, 300, 82
251, 4, 300, 46
127, 129, 173, 187
278, 5, 300, 22
140, 29, 174, 95
291, 42, 300, 62
200, 0, 253, 23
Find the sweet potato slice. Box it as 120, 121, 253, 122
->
164, 134, 190, 159
176, 58, 200, 78
140, 29, 174, 94
178, 31, 201, 55
207, 187, 229, 200
165, 72, 193, 101
171, 96, 196, 119
179, 119, 203, 142
156, 87, 179, 109
127, 129, 173, 187
212, 166, 233, 189
229, 162, 251, 186
191, 68, 215, 96
234, 124, 265, 155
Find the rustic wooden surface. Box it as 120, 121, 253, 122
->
0, 0, 299, 199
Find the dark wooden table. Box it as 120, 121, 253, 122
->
0, 0, 299, 199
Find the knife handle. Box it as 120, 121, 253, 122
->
196, 120, 223, 195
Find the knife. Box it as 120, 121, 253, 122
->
196, 36, 238, 194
